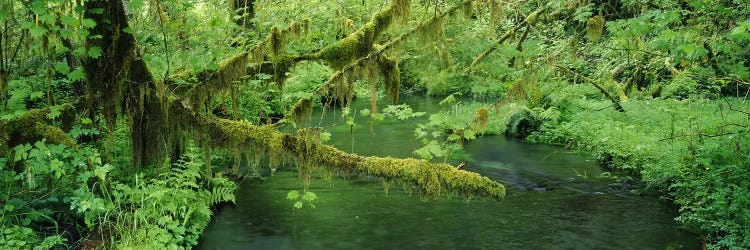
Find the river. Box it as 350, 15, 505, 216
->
197, 96, 699, 249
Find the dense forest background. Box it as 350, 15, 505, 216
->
0, 0, 748, 249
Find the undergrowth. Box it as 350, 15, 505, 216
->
0, 142, 236, 249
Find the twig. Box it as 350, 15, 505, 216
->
155, 1, 171, 83
658, 130, 749, 142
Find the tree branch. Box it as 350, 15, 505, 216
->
467, 7, 544, 71
556, 65, 625, 112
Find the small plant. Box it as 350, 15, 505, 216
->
286, 190, 318, 209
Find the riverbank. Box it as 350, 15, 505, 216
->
431, 90, 750, 248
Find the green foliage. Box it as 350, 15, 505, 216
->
530, 88, 750, 247
0, 139, 236, 249
286, 190, 318, 209
102, 145, 237, 249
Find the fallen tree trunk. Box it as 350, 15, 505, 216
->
172, 101, 506, 201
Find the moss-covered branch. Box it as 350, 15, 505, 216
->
556, 65, 625, 112
285, 0, 478, 118
172, 101, 505, 200
467, 7, 544, 71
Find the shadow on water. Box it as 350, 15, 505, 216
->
197, 96, 700, 250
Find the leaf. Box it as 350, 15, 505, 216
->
464, 129, 476, 140
94, 164, 113, 181
90, 8, 104, 14
302, 191, 317, 202
88, 46, 102, 59
319, 131, 331, 142
67, 68, 85, 81
439, 94, 456, 106
447, 134, 461, 142
128, 0, 144, 11
47, 105, 62, 119
122, 26, 134, 34
54, 62, 70, 74
360, 108, 371, 117
286, 190, 300, 200
293, 201, 303, 209
29, 26, 47, 38
81, 18, 97, 29
39, 13, 56, 25
59, 29, 73, 39
206, 61, 220, 70
0, 10, 9, 22
31, 0, 46, 15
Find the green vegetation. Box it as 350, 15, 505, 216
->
0, 0, 748, 248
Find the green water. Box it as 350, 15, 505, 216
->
197, 96, 699, 250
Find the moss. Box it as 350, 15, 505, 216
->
586, 15, 605, 42
270, 26, 284, 61
290, 98, 313, 126
489, 0, 504, 28
0, 108, 77, 155
315, 3, 394, 70
392, 0, 411, 25
378, 54, 401, 104
188, 52, 249, 112
177, 104, 506, 201
462, 1, 473, 18
472, 107, 490, 134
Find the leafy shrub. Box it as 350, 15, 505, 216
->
663, 73, 698, 99
0, 140, 236, 249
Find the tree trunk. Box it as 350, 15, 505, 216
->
82, 0, 169, 168
230, 0, 255, 29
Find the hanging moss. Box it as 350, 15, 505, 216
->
586, 15, 605, 42
472, 107, 490, 134
462, 0, 473, 18
392, 0, 411, 25
417, 16, 445, 42
187, 52, 249, 112
290, 98, 313, 126
378, 54, 401, 104
270, 26, 284, 61
568, 36, 579, 62
489, 0, 504, 28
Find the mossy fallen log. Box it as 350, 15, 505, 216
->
172, 102, 506, 201
0, 106, 77, 154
